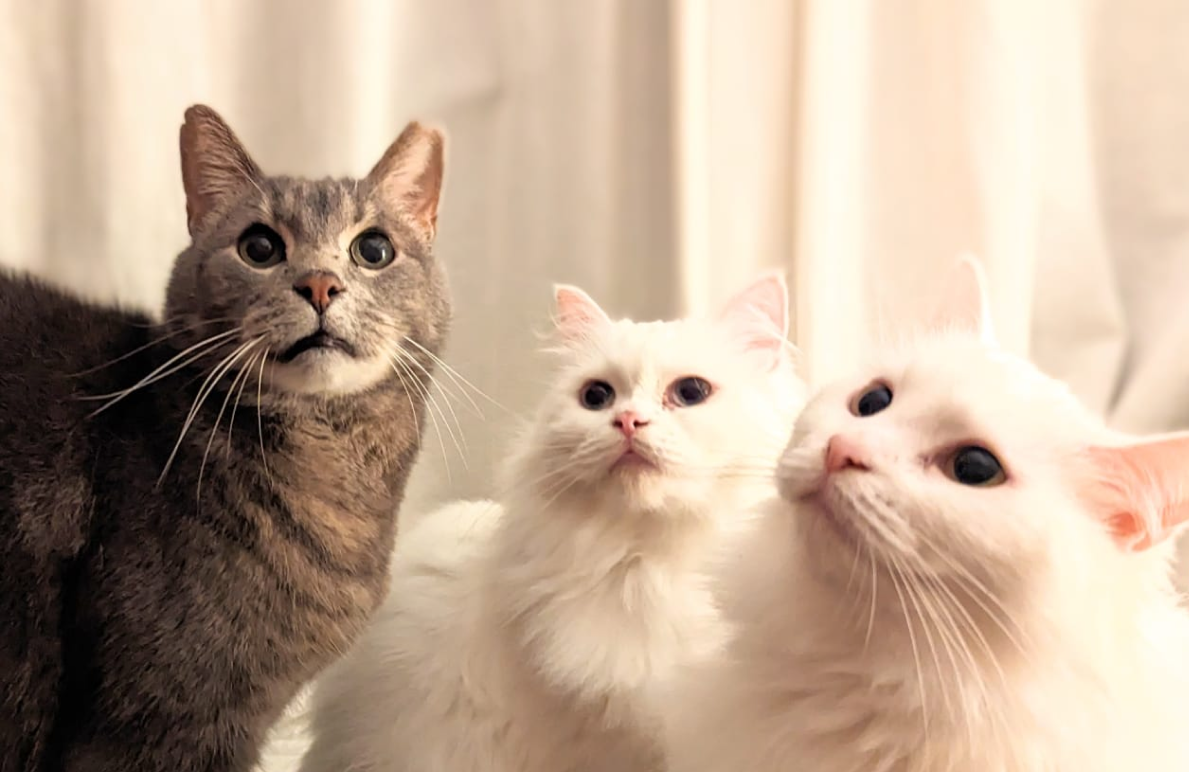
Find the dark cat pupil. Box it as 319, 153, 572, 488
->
856, 385, 892, 417
952, 446, 1003, 486
246, 236, 273, 261
360, 236, 386, 262
672, 376, 711, 407
237, 225, 284, 267
351, 231, 396, 269
581, 381, 615, 410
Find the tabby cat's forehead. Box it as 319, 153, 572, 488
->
264, 176, 366, 243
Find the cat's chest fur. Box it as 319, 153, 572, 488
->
94, 389, 420, 684
10, 317, 429, 769
495, 507, 728, 726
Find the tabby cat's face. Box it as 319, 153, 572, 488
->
165, 106, 449, 396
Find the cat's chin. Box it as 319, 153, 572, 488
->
264, 353, 392, 396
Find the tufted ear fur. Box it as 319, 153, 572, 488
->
179, 105, 263, 235
717, 272, 790, 370
930, 253, 997, 346
366, 122, 447, 241
1080, 431, 1189, 551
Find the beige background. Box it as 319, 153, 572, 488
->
3, 1, 1189, 763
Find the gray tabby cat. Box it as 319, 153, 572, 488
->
0, 105, 449, 771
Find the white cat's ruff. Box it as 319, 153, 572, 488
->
664, 297, 1189, 772
300, 277, 803, 771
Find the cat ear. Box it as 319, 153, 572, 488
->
366, 121, 447, 241
930, 253, 996, 345
179, 105, 264, 235
717, 272, 790, 368
553, 284, 611, 342
1080, 432, 1189, 551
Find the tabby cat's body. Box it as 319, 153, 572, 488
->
0, 106, 449, 771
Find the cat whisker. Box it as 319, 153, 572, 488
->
402, 335, 508, 417
395, 345, 469, 463
197, 342, 264, 504
256, 349, 273, 487
82, 328, 242, 416
385, 359, 421, 446
916, 568, 1004, 749
864, 553, 879, 652
226, 350, 261, 455
910, 528, 1037, 659
891, 553, 953, 722
158, 336, 264, 487
67, 316, 238, 377
887, 558, 931, 742
118, 313, 239, 330
200, 344, 264, 499
388, 352, 453, 480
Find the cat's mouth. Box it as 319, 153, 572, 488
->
611, 446, 660, 473
277, 330, 357, 363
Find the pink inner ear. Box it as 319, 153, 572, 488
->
554, 285, 611, 341
930, 254, 996, 345
718, 273, 789, 362
1083, 433, 1189, 551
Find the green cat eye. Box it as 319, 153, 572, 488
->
237, 224, 286, 268
350, 230, 397, 270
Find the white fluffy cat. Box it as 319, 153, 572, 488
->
664, 256, 1189, 772
299, 275, 805, 772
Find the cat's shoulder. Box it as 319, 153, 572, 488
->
0, 270, 152, 365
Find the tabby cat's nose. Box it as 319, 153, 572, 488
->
294, 271, 345, 314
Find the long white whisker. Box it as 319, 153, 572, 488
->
386, 360, 421, 440
389, 353, 451, 481
226, 350, 260, 455
256, 349, 273, 486
403, 335, 507, 415
83, 328, 241, 416
889, 561, 930, 740
157, 337, 261, 486
198, 342, 263, 503
395, 346, 468, 460
68, 317, 236, 377
892, 555, 951, 719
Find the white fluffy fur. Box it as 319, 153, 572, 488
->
665, 274, 1189, 771
299, 280, 803, 771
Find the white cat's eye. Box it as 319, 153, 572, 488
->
851, 383, 892, 417
668, 376, 712, 407
945, 446, 1006, 487
237, 224, 286, 268
350, 230, 397, 270
579, 380, 615, 410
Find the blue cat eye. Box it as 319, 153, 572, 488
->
669, 376, 712, 407
948, 446, 1006, 487
852, 383, 892, 417
579, 380, 615, 410
237, 224, 286, 268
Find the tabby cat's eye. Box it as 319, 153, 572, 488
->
350, 231, 397, 269
669, 376, 713, 407
237, 224, 286, 268
580, 380, 615, 411
946, 446, 1006, 487
852, 383, 892, 417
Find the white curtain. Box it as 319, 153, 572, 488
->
5, 1, 1189, 764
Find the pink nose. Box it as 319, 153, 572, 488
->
825, 434, 871, 474
613, 410, 650, 438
